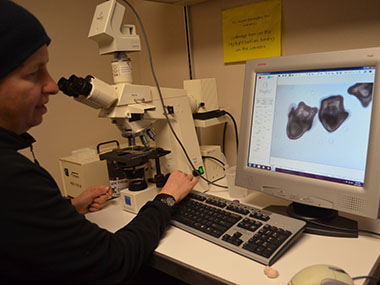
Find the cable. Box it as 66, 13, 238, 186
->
121, 0, 194, 166
210, 176, 226, 184
183, 5, 193, 80
352, 275, 380, 283
358, 229, 380, 237
121, 0, 227, 189
202, 155, 225, 168
306, 219, 380, 237
223, 110, 239, 152
222, 122, 227, 154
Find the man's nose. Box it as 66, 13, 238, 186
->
43, 72, 59, 95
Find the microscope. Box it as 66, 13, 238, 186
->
59, 0, 224, 213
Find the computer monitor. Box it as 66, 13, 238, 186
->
235, 47, 380, 237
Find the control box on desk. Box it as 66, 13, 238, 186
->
59, 153, 109, 198
120, 185, 159, 214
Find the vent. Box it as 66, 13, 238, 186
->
340, 195, 366, 212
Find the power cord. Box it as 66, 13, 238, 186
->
202, 155, 225, 169
307, 219, 380, 237
222, 122, 227, 154
121, 0, 227, 189
352, 275, 380, 284
223, 110, 239, 152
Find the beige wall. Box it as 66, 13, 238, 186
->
188, 0, 380, 166
131, 1, 190, 87
13, 0, 380, 194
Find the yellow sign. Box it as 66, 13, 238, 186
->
222, 0, 282, 63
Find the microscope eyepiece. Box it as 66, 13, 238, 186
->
58, 74, 93, 98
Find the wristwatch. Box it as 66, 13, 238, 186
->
154, 193, 176, 207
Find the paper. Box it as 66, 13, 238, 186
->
222, 0, 282, 63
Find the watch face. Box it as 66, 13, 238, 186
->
164, 196, 176, 207
156, 194, 176, 207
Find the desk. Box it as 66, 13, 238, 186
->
86, 189, 380, 284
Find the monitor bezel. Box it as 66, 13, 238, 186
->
236, 47, 380, 219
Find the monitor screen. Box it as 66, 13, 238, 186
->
248, 66, 375, 187
236, 47, 380, 223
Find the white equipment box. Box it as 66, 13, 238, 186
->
59, 149, 109, 198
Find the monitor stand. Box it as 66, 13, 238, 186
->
264, 202, 358, 238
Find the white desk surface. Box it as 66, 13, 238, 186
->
86, 188, 380, 284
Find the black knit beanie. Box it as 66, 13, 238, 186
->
0, 0, 51, 79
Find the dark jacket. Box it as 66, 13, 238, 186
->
0, 128, 172, 284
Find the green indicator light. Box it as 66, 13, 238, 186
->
198, 166, 204, 175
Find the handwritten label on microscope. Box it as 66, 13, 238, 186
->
222, 0, 282, 63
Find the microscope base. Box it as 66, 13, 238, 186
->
120, 184, 160, 214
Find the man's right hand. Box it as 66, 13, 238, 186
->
158, 170, 198, 203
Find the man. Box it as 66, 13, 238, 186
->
0, 1, 198, 283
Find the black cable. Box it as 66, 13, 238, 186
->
30, 145, 40, 166
352, 275, 380, 283
307, 219, 380, 237
121, 0, 195, 167
121, 0, 227, 190
358, 229, 380, 237
202, 155, 225, 168
222, 122, 227, 154
210, 176, 226, 184
183, 5, 193, 80
223, 110, 239, 153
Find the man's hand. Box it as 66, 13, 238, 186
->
158, 170, 198, 203
71, 185, 112, 214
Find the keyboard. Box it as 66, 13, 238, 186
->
171, 191, 306, 266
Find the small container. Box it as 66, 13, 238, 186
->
225, 166, 248, 198
107, 160, 128, 198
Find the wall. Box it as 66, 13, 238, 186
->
188, 0, 380, 166
131, 0, 190, 87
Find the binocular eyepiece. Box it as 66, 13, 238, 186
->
58, 75, 93, 98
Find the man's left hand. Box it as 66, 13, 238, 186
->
71, 185, 112, 214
